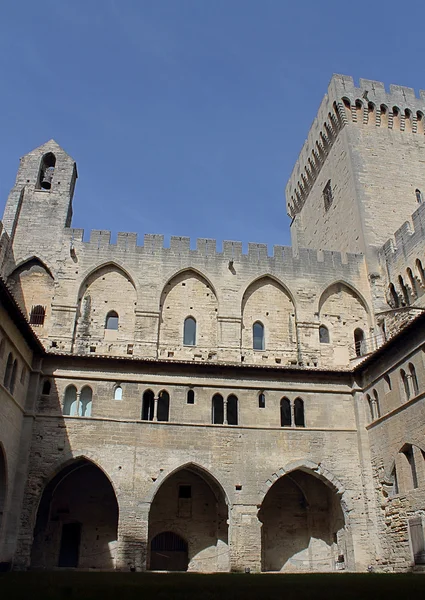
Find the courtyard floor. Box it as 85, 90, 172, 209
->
1, 571, 425, 600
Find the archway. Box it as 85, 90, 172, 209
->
31, 459, 118, 569
148, 465, 229, 572
259, 469, 346, 572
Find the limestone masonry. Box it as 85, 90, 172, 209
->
0, 74, 425, 573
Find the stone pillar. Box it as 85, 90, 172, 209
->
76, 391, 81, 416
115, 500, 150, 571
229, 504, 262, 572
153, 396, 159, 422
223, 397, 228, 425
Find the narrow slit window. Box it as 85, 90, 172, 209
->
416, 189, 423, 204
253, 321, 264, 350
227, 394, 238, 425
258, 393, 266, 408
294, 398, 305, 427
187, 389, 195, 404
142, 390, 155, 421
409, 363, 419, 396
323, 180, 333, 211
114, 385, 123, 400
354, 328, 365, 357
280, 397, 291, 427
212, 394, 224, 424
42, 380, 51, 395
183, 317, 196, 346
157, 390, 170, 422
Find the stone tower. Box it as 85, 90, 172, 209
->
286, 75, 425, 274
2, 139, 77, 263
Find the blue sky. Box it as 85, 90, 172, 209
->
0, 1, 423, 250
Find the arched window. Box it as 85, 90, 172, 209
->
398, 275, 409, 306
29, 305, 46, 326
407, 267, 418, 297
105, 311, 119, 330
373, 389, 380, 418
319, 325, 330, 344
37, 152, 56, 190
354, 328, 365, 357
4, 353, 13, 389
187, 389, 195, 404
342, 97, 351, 121
294, 398, 305, 427
114, 385, 123, 400
416, 259, 425, 287
157, 390, 170, 422
415, 189, 423, 204
367, 102, 376, 126
390, 466, 399, 496
392, 106, 400, 130
258, 392, 266, 408
183, 317, 196, 346
400, 369, 410, 401
42, 380, 51, 395
253, 321, 264, 351
409, 363, 419, 396
280, 397, 291, 427
80, 386, 92, 417
227, 394, 238, 425
404, 109, 413, 132
402, 445, 418, 489
388, 283, 400, 308
212, 394, 224, 424
355, 100, 363, 123
10, 359, 18, 394
63, 385, 78, 416
142, 390, 155, 421
384, 374, 392, 393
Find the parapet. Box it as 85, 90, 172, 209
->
380, 202, 425, 265
63, 227, 365, 274
286, 74, 425, 218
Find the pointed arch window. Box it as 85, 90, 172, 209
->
29, 305, 46, 326
253, 321, 265, 350
227, 394, 238, 425
373, 389, 381, 418
409, 363, 419, 396
319, 325, 330, 344
258, 392, 266, 409
212, 394, 224, 424
280, 397, 291, 427
401, 369, 410, 401
80, 386, 92, 417
63, 385, 78, 416
157, 390, 170, 422
105, 311, 119, 330
4, 353, 13, 389
142, 390, 155, 421
114, 385, 123, 400
294, 398, 305, 427
416, 189, 423, 204
183, 317, 196, 346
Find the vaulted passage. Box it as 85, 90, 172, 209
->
259, 470, 346, 572
148, 466, 229, 572
31, 459, 118, 569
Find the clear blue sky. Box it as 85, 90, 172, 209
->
0, 1, 423, 250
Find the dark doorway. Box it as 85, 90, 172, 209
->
58, 522, 81, 567
150, 531, 188, 571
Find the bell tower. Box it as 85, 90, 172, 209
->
2, 140, 77, 260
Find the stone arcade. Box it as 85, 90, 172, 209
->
0, 74, 425, 573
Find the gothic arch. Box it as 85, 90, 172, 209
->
239, 274, 297, 311
76, 260, 138, 300
7, 255, 56, 280
144, 461, 231, 507
317, 280, 371, 319
160, 267, 219, 310
259, 459, 351, 518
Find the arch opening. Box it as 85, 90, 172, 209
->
148, 465, 229, 572
259, 469, 346, 572
30, 458, 118, 569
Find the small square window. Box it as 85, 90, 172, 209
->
179, 485, 191, 499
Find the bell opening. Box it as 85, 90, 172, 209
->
41, 180, 51, 190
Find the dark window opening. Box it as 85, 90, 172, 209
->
58, 522, 81, 568
42, 380, 51, 395
294, 398, 305, 427
416, 189, 423, 204
29, 305, 46, 326
354, 328, 365, 357
142, 390, 155, 421
323, 180, 333, 211
157, 390, 170, 422
187, 389, 195, 404
409, 363, 419, 396
280, 397, 291, 427
401, 369, 411, 401
178, 485, 192, 499
227, 394, 238, 425
259, 393, 266, 408
212, 394, 224, 424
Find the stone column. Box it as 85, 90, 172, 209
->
153, 396, 159, 422
223, 397, 228, 425
115, 500, 150, 571
228, 504, 262, 572
75, 391, 81, 416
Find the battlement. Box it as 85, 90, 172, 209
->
286, 74, 425, 219
64, 227, 365, 271
380, 201, 425, 264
